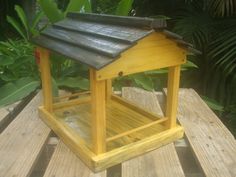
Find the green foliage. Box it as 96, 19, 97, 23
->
115, 0, 133, 15
57, 76, 89, 90
65, 0, 87, 14
38, 0, 64, 23
201, 96, 224, 112
39, 0, 92, 23
0, 77, 40, 107
7, 5, 44, 41
0, 39, 38, 83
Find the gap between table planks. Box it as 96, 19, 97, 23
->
43, 87, 185, 177
121, 87, 185, 177
0, 92, 51, 177
164, 88, 236, 177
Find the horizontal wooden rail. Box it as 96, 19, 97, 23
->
111, 94, 163, 120
106, 117, 168, 142
54, 91, 91, 100
53, 96, 91, 110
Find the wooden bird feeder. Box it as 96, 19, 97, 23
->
32, 13, 198, 172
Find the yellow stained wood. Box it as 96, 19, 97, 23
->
106, 79, 112, 100
165, 65, 181, 128
53, 99, 165, 150
38, 47, 53, 112
54, 91, 90, 100
106, 117, 168, 142
53, 96, 91, 110
90, 69, 106, 154
111, 94, 163, 120
39, 104, 183, 172
93, 125, 184, 172
122, 87, 185, 177
43, 141, 106, 177
39, 107, 96, 168
96, 33, 186, 80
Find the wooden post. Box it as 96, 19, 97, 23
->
90, 68, 106, 154
38, 47, 53, 112
165, 65, 180, 128
106, 79, 112, 100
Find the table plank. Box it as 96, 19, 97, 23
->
122, 87, 185, 177
0, 92, 51, 177
43, 142, 106, 177
164, 88, 236, 177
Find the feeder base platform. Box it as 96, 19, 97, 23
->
38, 96, 184, 172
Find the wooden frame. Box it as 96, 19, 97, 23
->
37, 37, 185, 171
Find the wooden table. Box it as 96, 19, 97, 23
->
0, 88, 235, 177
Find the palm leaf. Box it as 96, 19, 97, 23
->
84, 0, 92, 13
31, 11, 44, 31
14, 5, 29, 39
6, 16, 27, 41
39, 0, 64, 23
65, 0, 87, 14
57, 76, 89, 90
0, 77, 40, 107
115, 0, 133, 16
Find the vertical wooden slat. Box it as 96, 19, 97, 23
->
165, 65, 181, 128
38, 47, 53, 112
90, 69, 106, 154
106, 79, 112, 100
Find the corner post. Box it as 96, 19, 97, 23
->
165, 65, 181, 128
37, 47, 53, 112
90, 68, 106, 154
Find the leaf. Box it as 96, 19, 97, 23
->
51, 77, 59, 97
14, 5, 29, 39
201, 95, 224, 112
145, 69, 168, 75
0, 77, 40, 107
0, 55, 14, 66
84, 0, 92, 13
115, 0, 133, 16
31, 11, 44, 32
38, 0, 64, 23
57, 76, 89, 90
7, 16, 27, 41
65, 0, 87, 14
183, 60, 198, 68
130, 73, 154, 91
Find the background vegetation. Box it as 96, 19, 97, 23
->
0, 0, 235, 135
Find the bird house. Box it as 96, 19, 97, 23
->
32, 13, 197, 172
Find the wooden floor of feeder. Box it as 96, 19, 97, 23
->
38, 94, 184, 172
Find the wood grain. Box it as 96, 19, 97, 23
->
164, 88, 236, 177
165, 65, 181, 128
38, 47, 53, 112
0, 92, 51, 177
90, 69, 106, 154
43, 141, 106, 177
122, 87, 185, 177
96, 33, 186, 80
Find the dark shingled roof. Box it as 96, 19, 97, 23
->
32, 13, 199, 70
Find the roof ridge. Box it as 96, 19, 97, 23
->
67, 12, 167, 29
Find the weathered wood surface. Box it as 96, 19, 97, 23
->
164, 89, 236, 177
0, 92, 35, 132
43, 141, 106, 177
0, 88, 235, 177
122, 87, 185, 177
0, 92, 51, 177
